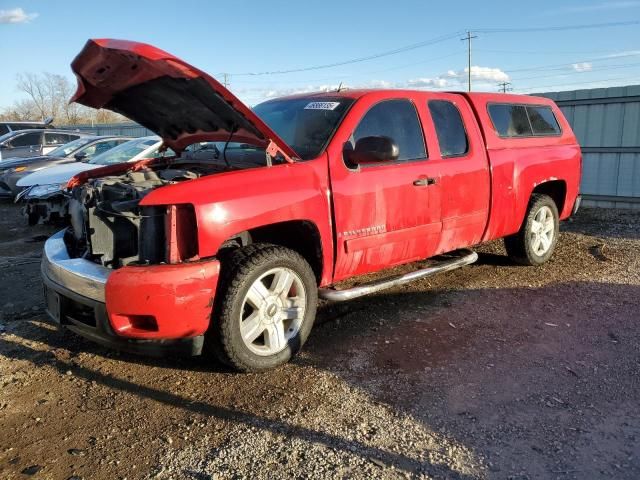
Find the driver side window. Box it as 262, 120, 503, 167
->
353, 99, 427, 162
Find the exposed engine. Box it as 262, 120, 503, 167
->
63, 145, 272, 268
66, 166, 204, 268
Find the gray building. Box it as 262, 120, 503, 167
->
539, 84, 640, 209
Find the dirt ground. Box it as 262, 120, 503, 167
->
0, 201, 638, 480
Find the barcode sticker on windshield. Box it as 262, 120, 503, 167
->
304, 101, 340, 110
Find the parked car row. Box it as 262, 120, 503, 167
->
0, 128, 169, 224
0, 117, 54, 136
0, 129, 88, 161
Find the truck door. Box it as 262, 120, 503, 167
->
328, 97, 443, 282
426, 96, 490, 252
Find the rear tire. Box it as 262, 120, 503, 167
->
207, 244, 317, 372
504, 194, 559, 266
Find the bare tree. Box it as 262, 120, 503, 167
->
3, 72, 128, 125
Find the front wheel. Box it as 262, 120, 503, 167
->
504, 194, 559, 266
208, 244, 318, 372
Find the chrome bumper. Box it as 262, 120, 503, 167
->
42, 229, 111, 303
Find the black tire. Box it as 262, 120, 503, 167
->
207, 243, 318, 372
504, 194, 559, 266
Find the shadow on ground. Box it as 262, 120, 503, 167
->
2, 278, 639, 478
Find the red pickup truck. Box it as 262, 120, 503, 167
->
42, 39, 581, 371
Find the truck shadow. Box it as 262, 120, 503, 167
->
0, 333, 480, 479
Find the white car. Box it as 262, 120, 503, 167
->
18, 136, 166, 224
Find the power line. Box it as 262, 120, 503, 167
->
461, 31, 478, 92
498, 81, 512, 93
517, 74, 640, 92
476, 19, 640, 33
229, 31, 464, 76
502, 51, 640, 74
230, 50, 466, 86
221, 73, 230, 88
510, 61, 640, 82
223, 20, 639, 78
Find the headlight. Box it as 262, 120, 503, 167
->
25, 183, 66, 198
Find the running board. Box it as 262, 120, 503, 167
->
318, 249, 478, 302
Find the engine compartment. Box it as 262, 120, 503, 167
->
65, 154, 263, 268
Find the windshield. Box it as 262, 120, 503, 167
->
88, 137, 159, 165
47, 137, 93, 157
253, 97, 354, 160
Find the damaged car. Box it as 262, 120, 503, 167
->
41, 39, 581, 372
18, 136, 164, 224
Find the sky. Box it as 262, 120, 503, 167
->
1, 0, 640, 110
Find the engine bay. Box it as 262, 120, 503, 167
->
65, 152, 267, 268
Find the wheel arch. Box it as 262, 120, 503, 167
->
218, 220, 324, 284
531, 179, 567, 216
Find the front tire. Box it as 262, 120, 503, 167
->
504, 194, 559, 266
208, 244, 318, 372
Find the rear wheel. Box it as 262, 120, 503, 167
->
208, 244, 317, 372
504, 194, 559, 266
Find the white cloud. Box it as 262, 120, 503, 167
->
572, 62, 593, 72
236, 65, 511, 103
408, 66, 510, 89
0, 7, 38, 24
466, 66, 510, 83
407, 77, 450, 88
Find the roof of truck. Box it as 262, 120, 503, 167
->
266, 89, 554, 105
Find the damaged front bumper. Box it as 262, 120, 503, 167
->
18, 186, 69, 225
42, 229, 221, 356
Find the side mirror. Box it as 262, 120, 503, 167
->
345, 136, 399, 166
74, 152, 87, 162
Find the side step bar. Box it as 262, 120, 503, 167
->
318, 249, 478, 302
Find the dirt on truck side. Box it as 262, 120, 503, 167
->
0, 201, 639, 480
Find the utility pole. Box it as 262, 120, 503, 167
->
498, 81, 512, 93
222, 73, 230, 89
460, 31, 478, 92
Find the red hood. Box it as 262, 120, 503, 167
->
70, 39, 296, 161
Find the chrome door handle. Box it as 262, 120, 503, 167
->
413, 177, 437, 186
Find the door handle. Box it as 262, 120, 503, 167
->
413, 177, 437, 187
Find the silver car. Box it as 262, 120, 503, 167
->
0, 129, 87, 161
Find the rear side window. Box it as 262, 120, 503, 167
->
0, 125, 9, 135
527, 106, 561, 135
45, 133, 77, 146
354, 99, 426, 162
8, 132, 42, 147
488, 104, 532, 137
428, 100, 469, 157
488, 103, 561, 138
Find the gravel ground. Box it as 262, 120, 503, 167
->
0, 202, 638, 480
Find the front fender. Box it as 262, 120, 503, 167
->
140, 156, 334, 285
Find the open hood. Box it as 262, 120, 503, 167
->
70, 39, 297, 161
